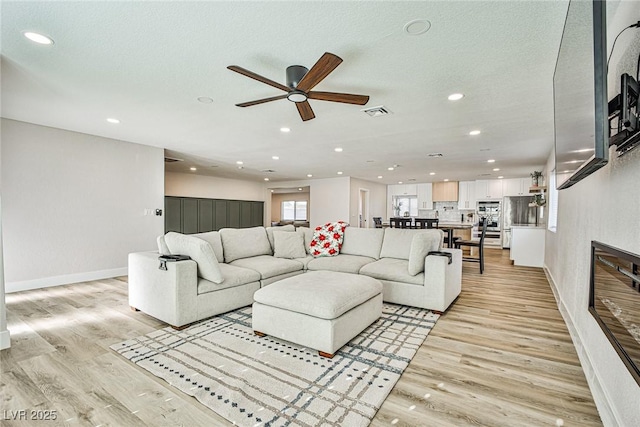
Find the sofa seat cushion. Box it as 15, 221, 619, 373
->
253, 271, 382, 320
197, 263, 260, 295
359, 258, 424, 285
307, 254, 375, 274
230, 255, 303, 279
293, 255, 314, 270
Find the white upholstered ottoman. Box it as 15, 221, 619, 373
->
252, 270, 383, 358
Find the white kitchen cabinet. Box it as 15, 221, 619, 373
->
475, 179, 504, 200
416, 183, 433, 209
503, 178, 530, 196
457, 181, 476, 210
388, 184, 417, 196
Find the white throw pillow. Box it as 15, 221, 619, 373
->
164, 232, 224, 284
273, 230, 306, 259
408, 231, 443, 276
266, 224, 295, 251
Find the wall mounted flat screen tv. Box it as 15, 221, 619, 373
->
554, 0, 609, 190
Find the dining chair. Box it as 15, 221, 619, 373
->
454, 219, 487, 274
398, 218, 412, 229
373, 217, 383, 228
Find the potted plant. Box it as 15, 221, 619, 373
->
532, 193, 546, 206
530, 171, 543, 187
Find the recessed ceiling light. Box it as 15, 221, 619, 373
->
403, 19, 432, 36
444, 179, 449, 182
378, 176, 383, 179
270, 190, 274, 193
429, 172, 436, 176
197, 96, 213, 104
106, 118, 120, 124
23, 31, 54, 45
280, 127, 290, 133
264, 178, 269, 181
448, 93, 464, 101
493, 168, 500, 171
190, 167, 197, 171
337, 171, 343, 175
298, 188, 303, 191
236, 161, 243, 165
272, 156, 279, 160
398, 181, 403, 184
469, 130, 481, 136
307, 174, 313, 178
498, 176, 504, 179
487, 159, 496, 163
334, 147, 343, 152
388, 167, 394, 171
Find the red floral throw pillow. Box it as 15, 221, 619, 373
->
310, 221, 348, 257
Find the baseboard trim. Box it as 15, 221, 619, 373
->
0, 330, 10, 350
6, 267, 128, 293
543, 265, 619, 427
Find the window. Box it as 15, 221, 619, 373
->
282, 200, 307, 221
547, 171, 558, 232
392, 196, 418, 217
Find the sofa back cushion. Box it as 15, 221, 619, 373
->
266, 224, 295, 251
157, 235, 170, 255
191, 231, 224, 263
408, 230, 444, 275
164, 232, 224, 284
220, 226, 272, 263
340, 227, 385, 259
380, 228, 442, 260
296, 226, 314, 254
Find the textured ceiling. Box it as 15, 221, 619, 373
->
1, 1, 570, 184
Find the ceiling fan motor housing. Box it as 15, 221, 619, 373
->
286, 65, 309, 89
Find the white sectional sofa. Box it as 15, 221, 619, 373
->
128, 225, 462, 328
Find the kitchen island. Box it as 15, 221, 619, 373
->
510, 225, 545, 267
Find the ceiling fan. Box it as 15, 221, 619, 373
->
227, 52, 369, 122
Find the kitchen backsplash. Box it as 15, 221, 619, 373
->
419, 202, 476, 223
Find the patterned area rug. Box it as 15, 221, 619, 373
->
111, 304, 439, 427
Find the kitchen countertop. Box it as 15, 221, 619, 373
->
511, 224, 546, 229
437, 222, 474, 229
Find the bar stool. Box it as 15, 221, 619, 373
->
454, 220, 487, 274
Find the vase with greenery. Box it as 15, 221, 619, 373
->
530, 171, 543, 187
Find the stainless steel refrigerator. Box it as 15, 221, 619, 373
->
502, 196, 538, 248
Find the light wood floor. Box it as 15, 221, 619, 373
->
1, 250, 602, 426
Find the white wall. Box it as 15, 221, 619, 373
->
165, 172, 265, 201
349, 177, 387, 228
0, 118, 8, 349
1, 119, 165, 292
310, 177, 350, 226
544, 4, 640, 424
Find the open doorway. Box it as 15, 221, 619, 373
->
269, 186, 310, 227
359, 188, 370, 228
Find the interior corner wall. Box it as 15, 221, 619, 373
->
348, 177, 387, 228
1, 119, 165, 293
164, 172, 265, 202
0, 119, 9, 349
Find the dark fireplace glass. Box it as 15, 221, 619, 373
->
589, 241, 640, 385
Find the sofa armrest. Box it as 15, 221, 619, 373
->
128, 251, 199, 327
423, 248, 462, 312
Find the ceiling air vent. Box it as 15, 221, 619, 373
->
261, 169, 276, 173
361, 105, 391, 117
427, 153, 443, 157
164, 157, 183, 163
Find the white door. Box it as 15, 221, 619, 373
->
359, 189, 370, 228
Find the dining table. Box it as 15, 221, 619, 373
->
433, 221, 474, 248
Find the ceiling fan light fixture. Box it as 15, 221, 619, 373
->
287, 91, 308, 103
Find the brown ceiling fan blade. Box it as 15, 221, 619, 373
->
308, 91, 369, 105
295, 52, 343, 92
235, 94, 288, 107
296, 101, 316, 121
227, 65, 290, 92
